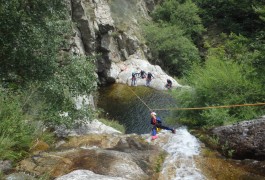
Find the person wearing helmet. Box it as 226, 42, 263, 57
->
146, 72, 154, 86
150, 112, 175, 140
140, 70, 147, 79
131, 72, 137, 86
166, 79, 172, 89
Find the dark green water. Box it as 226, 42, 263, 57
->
97, 84, 177, 134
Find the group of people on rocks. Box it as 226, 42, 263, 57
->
131, 70, 154, 87
131, 70, 172, 89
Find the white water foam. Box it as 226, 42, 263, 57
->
158, 127, 205, 180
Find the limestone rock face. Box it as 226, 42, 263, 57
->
115, 58, 182, 90
69, 0, 182, 89
212, 117, 265, 160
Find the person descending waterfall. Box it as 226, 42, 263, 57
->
150, 112, 175, 140
146, 72, 154, 86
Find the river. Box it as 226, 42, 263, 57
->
97, 84, 205, 179
97, 84, 265, 180
97, 84, 177, 134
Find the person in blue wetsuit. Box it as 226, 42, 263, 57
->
150, 112, 175, 140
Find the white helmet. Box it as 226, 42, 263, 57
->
150, 112, 157, 116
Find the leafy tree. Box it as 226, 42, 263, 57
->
0, 0, 97, 160
193, 0, 265, 36
152, 0, 204, 38
143, 23, 200, 75
143, 0, 203, 76
0, 0, 69, 83
174, 55, 264, 127
0, 0, 97, 126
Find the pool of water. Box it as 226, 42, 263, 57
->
96, 84, 177, 134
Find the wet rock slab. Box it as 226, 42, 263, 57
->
15, 134, 165, 179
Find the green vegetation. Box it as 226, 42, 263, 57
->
144, 0, 265, 128
99, 118, 126, 134
142, 0, 204, 76
194, 0, 265, 36
0, 0, 97, 161
154, 153, 167, 173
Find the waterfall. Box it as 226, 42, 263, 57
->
146, 127, 205, 180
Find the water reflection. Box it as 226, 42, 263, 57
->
97, 84, 177, 134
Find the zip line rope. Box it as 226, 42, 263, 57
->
127, 85, 153, 111
127, 85, 265, 111
152, 102, 265, 111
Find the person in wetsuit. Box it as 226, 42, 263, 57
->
146, 72, 154, 86
150, 112, 175, 140
166, 79, 172, 89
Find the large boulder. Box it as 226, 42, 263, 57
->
113, 58, 182, 90
212, 117, 265, 160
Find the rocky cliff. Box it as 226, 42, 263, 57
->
70, 0, 181, 90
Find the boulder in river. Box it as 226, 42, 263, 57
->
212, 116, 265, 160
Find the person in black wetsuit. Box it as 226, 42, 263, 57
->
146, 72, 154, 86
131, 72, 137, 86
140, 70, 147, 79
165, 79, 172, 89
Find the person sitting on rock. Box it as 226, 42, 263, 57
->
165, 79, 172, 89
146, 72, 154, 86
150, 112, 175, 140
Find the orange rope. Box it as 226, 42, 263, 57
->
127, 85, 265, 112
127, 86, 153, 111
152, 102, 265, 111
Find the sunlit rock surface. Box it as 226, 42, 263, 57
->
54, 119, 121, 137
115, 58, 182, 90
56, 170, 127, 180
16, 134, 164, 179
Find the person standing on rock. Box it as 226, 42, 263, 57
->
131, 72, 137, 86
146, 72, 154, 86
139, 70, 147, 79
150, 112, 175, 140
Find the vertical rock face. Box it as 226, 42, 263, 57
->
69, 0, 180, 89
